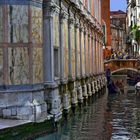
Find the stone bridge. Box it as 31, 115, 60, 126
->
104, 59, 140, 74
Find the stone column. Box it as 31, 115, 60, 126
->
91, 35, 94, 75
94, 34, 97, 75
59, 11, 66, 82
68, 17, 74, 79
81, 27, 88, 99
87, 29, 92, 96
79, 22, 83, 77
75, 15, 83, 103
75, 21, 79, 78
43, 1, 62, 121
88, 31, 91, 76
84, 26, 87, 76
68, 9, 78, 107
59, 10, 71, 112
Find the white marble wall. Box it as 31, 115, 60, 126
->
8, 5, 29, 43
33, 48, 43, 83
31, 6, 43, 44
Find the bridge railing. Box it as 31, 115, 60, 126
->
104, 59, 139, 73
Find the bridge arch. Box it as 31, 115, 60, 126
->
111, 68, 138, 74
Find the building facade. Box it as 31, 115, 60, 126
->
0, 0, 106, 122
101, 0, 111, 49
101, 0, 112, 59
126, 0, 140, 56
110, 10, 126, 52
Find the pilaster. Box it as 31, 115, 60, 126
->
79, 20, 84, 77
74, 16, 80, 79
68, 11, 75, 80
43, 1, 62, 121
84, 25, 87, 76
87, 27, 90, 76
59, 10, 68, 82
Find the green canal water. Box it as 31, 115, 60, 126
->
36, 91, 140, 140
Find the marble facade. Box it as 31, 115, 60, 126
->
0, 0, 106, 122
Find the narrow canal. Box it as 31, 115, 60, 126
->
36, 90, 140, 140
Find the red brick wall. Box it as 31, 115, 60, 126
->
101, 0, 111, 47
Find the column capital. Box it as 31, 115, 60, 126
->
84, 27, 88, 35
75, 22, 80, 28
60, 11, 68, 23
79, 25, 84, 32
43, 2, 60, 18
68, 17, 75, 26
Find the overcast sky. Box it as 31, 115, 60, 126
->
110, 0, 127, 11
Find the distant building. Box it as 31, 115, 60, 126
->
126, 0, 140, 56
101, 0, 111, 59
110, 10, 127, 52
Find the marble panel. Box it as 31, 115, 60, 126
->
32, 47, 43, 83
53, 16, 59, 47
9, 65, 29, 85
33, 48, 43, 65
8, 48, 29, 67
31, 6, 42, 44
0, 6, 3, 43
8, 48, 29, 84
8, 5, 28, 43
63, 21, 68, 78
33, 64, 43, 83
0, 48, 3, 84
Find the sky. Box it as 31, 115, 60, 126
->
110, 0, 127, 12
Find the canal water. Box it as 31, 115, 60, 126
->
36, 90, 140, 140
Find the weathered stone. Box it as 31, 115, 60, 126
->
34, 105, 42, 121
32, 91, 44, 104
17, 106, 33, 116
11, 107, 17, 116
0, 108, 3, 116
18, 93, 32, 105
0, 94, 7, 107
7, 93, 18, 107
71, 89, 78, 105
63, 93, 71, 110
82, 84, 88, 98
77, 86, 83, 102
41, 103, 47, 112
3, 109, 11, 117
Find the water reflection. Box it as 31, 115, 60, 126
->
36, 91, 140, 140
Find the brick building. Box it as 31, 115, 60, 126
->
101, 0, 111, 48
101, 0, 111, 59
110, 10, 126, 52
